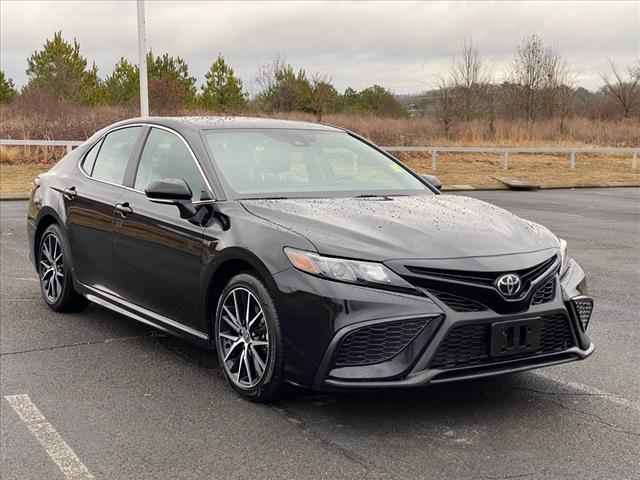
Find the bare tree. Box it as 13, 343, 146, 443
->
309, 73, 337, 121
480, 79, 499, 138
256, 56, 283, 93
512, 34, 561, 121
540, 52, 562, 117
435, 77, 457, 139
501, 80, 522, 121
255, 56, 286, 111
450, 39, 487, 121
601, 60, 640, 118
555, 65, 576, 134
540, 55, 576, 132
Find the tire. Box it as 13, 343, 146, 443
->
214, 273, 284, 403
37, 224, 87, 313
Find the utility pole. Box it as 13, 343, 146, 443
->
137, 0, 149, 117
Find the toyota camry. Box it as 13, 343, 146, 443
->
27, 117, 594, 402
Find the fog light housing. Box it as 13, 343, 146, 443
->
571, 296, 594, 331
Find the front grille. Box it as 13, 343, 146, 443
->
405, 255, 557, 287
430, 313, 574, 369
400, 255, 559, 315
428, 289, 488, 312
532, 278, 555, 305
333, 318, 430, 367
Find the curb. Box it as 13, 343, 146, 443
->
0, 195, 30, 201
534, 183, 640, 190
442, 183, 640, 192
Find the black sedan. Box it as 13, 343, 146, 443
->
27, 117, 594, 402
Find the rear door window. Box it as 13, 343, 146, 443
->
91, 127, 141, 185
81, 140, 102, 175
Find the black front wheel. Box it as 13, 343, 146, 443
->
38, 224, 87, 312
214, 273, 284, 403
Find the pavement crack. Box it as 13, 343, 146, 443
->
516, 383, 640, 415
545, 397, 640, 438
0, 333, 163, 357
516, 386, 614, 398
471, 472, 539, 480
271, 403, 398, 479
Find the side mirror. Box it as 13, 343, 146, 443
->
421, 174, 442, 191
145, 178, 192, 201
145, 178, 197, 219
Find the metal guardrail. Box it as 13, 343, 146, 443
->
1, 139, 638, 171
0, 139, 84, 154
382, 146, 640, 171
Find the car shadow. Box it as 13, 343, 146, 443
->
282, 374, 531, 414
154, 330, 543, 422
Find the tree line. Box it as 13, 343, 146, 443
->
425, 35, 639, 137
0, 32, 405, 120
1, 32, 638, 125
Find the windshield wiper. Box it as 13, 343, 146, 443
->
353, 194, 409, 199
241, 196, 291, 200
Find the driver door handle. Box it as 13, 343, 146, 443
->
114, 202, 133, 217
62, 186, 77, 200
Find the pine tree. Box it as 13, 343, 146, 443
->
104, 57, 139, 105
0, 70, 17, 103
256, 61, 312, 112
200, 54, 247, 111
146, 51, 197, 112
25, 31, 101, 104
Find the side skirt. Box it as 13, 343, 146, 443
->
79, 283, 210, 345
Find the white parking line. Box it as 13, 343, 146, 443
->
4, 394, 95, 480
533, 371, 640, 414
3, 276, 39, 282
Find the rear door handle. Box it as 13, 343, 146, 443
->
62, 186, 77, 200
114, 202, 133, 217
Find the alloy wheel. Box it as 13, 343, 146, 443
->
40, 232, 64, 303
218, 287, 270, 389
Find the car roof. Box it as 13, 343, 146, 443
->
111, 116, 344, 134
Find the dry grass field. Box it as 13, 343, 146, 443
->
0, 164, 48, 198
397, 152, 640, 189
2, 150, 637, 198
2, 103, 640, 146
312, 114, 640, 147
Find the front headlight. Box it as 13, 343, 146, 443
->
559, 238, 569, 275
284, 247, 416, 292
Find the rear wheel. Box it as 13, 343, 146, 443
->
214, 273, 284, 402
38, 224, 87, 312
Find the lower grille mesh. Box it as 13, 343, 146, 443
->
572, 297, 594, 330
333, 318, 430, 367
430, 313, 574, 369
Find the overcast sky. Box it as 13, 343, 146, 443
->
1, 1, 639, 94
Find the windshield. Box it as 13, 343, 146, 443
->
203, 129, 429, 198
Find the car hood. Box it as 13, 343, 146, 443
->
241, 195, 559, 261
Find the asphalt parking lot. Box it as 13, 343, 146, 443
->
1, 188, 639, 480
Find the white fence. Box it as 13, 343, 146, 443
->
1, 139, 638, 171
382, 146, 640, 171
0, 139, 83, 154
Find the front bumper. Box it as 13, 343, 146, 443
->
273, 255, 594, 390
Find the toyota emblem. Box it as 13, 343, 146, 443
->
496, 273, 522, 297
